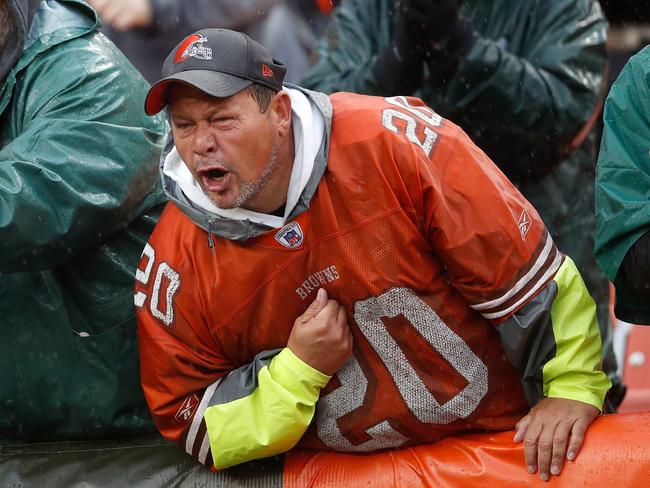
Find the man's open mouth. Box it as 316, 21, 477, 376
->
202, 168, 227, 180
199, 167, 231, 192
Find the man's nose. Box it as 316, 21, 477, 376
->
194, 125, 217, 156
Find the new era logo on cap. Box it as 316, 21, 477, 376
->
144, 29, 287, 116
262, 64, 274, 77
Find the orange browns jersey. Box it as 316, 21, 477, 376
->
135, 93, 560, 457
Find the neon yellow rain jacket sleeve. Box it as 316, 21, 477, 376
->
499, 256, 611, 410
203, 348, 330, 469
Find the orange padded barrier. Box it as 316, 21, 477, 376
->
284, 413, 650, 487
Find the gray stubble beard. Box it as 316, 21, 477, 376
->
208, 140, 281, 211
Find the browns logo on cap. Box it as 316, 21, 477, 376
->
173, 34, 213, 64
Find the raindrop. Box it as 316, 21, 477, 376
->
628, 350, 645, 367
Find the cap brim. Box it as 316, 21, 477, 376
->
144, 70, 253, 115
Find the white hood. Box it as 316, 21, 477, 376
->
162, 87, 325, 228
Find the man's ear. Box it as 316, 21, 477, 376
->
272, 91, 292, 138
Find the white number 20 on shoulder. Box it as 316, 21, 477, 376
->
381, 96, 441, 157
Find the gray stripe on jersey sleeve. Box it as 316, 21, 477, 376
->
498, 282, 558, 406
207, 348, 283, 407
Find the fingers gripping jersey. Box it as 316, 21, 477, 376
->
135, 93, 561, 467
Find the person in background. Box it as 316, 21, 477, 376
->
289, 0, 339, 37
136, 28, 610, 482
301, 0, 624, 410
87, 0, 319, 83
595, 46, 650, 325
0, 0, 167, 441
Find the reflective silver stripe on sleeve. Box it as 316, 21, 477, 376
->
480, 251, 563, 320
471, 234, 554, 312
186, 379, 221, 456
198, 430, 211, 465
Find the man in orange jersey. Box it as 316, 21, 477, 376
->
136, 28, 610, 482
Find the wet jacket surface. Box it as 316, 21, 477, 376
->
0, 0, 167, 441
302, 0, 610, 316
595, 46, 650, 324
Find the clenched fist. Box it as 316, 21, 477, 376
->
287, 288, 353, 376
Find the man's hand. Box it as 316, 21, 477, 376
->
514, 397, 600, 482
287, 288, 353, 376
87, 0, 152, 31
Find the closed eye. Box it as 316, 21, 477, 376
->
211, 116, 234, 125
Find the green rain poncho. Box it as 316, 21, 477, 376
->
595, 46, 650, 325
0, 0, 167, 440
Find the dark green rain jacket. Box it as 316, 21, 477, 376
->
595, 46, 650, 325
0, 0, 167, 441
302, 0, 610, 317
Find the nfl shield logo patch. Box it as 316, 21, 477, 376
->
275, 221, 304, 249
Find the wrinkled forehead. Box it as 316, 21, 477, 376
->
167, 82, 253, 112
167, 82, 227, 111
